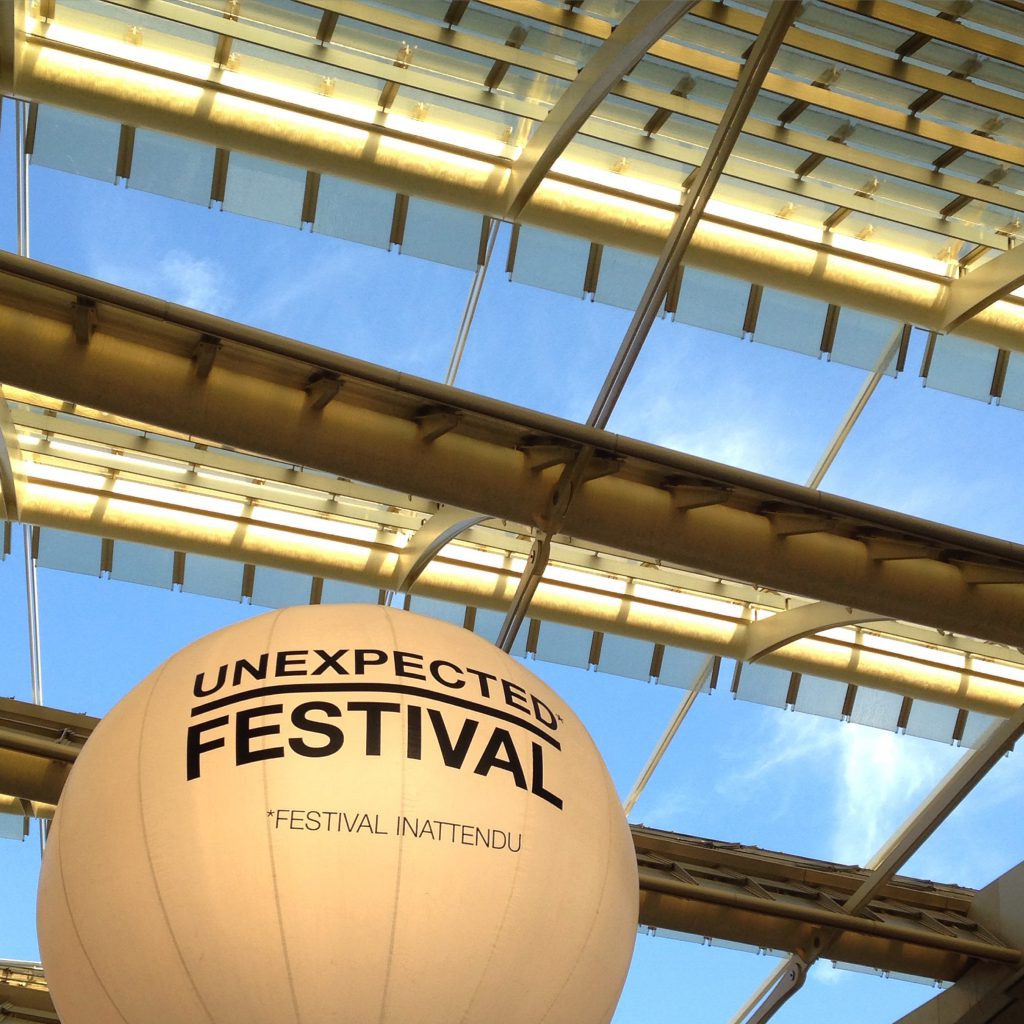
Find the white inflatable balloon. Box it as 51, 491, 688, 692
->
38, 605, 638, 1024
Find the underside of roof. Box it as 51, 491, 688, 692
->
2, 2, 1024, 1023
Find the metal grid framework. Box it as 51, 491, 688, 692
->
1, 1, 1024, 1023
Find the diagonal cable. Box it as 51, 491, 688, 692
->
588, 1, 798, 430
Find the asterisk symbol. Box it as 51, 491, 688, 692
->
266, 810, 274, 817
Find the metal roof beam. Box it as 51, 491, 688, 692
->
502, 0, 695, 222
942, 246, 1024, 333
5, 256, 1024, 649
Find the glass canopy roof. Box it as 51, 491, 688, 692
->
1, 2, 1023, 1023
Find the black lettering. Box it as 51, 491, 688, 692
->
186, 715, 229, 779
473, 728, 527, 791
311, 649, 349, 676
407, 703, 422, 760
288, 701, 344, 757
232, 653, 268, 687
276, 650, 307, 676
531, 695, 558, 730
236, 704, 285, 766
427, 708, 478, 768
466, 668, 495, 698
306, 810, 321, 831
354, 649, 388, 674
394, 650, 426, 680
474, 827, 490, 848
193, 667, 226, 698
508, 832, 522, 853
531, 741, 563, 809
347, 701, 400, 755
429, 659, 465, 688
501, 678, 530, 714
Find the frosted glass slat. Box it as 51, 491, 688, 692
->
251, 567, 311, 608
596, 633, 654, 680
110, 541, 174, 588
511, 226, 589, 297
314, 176, 393, 248
734, 662, 789, 709
0, 815, 25, 841
830, 310, 899, 374
753, 288, 827, 357
405, 595, 466, 627
850, 687, 903, 731
31, 106, 119, 182
533, 621, 592, 669
222, 152, 305, 227
926, 334, 997, 401
181, 554, 244, 601
793, 674, 847, 720
961, 710, 998, 748
402, 197, 481, 270
905, 700, 958, 743
674, 267, 746, 336
320, 578, 381, 605
594, 247, 657, 310
129, 129, 215, 205
657, 646, 709, 689
36, 529, 102, 576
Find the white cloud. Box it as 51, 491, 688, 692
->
157, 250, 223, 312
89, 249, 230, 317
831, 727, 954, 867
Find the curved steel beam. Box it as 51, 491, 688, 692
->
390, 506, 488, 594
742, 603, 880, 663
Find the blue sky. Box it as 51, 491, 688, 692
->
1, 96, 1022, 1024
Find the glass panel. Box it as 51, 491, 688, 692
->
313, 175, 394, 249
110, 541, 174, 588
997, 350, 1024, 410
320, 578, 381, 605
594, 247, 657, 310
673, 267, 747, 336
402, 197, 481, 270
961, 710, 998, 748
849, 687, 904, 731
181, 553, 244, 601
734, 662, 790, 709
405, 594, 466, 627
926, 334, 997, 401
595, 633, 655, 681
657, 646, 710, 689
830, 309, 900, 374
0, 814, 25, 842
129, 129, 216, 205
36, 529, 102, 576
793, 674, 847, 720
250, 566, 311, 608
510, 226, 589, 297
469, 608, 527, 657
222, 152, 306, 227
31, 106, 120, 182
533, 621, 592, 669
753, 288, 827, 357
905, 699, 958, 744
